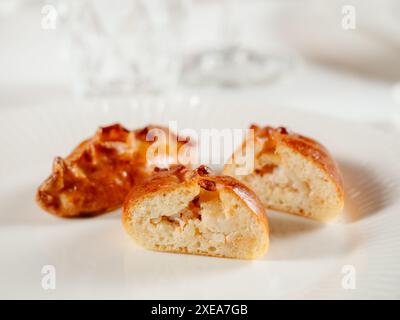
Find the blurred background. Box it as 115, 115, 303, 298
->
0, 0, 399, 131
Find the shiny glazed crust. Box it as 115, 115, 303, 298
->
36, 124, 189, 217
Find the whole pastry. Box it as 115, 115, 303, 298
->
223, 125, 344, 221
36, 124, 189, 217
123, 165, 269, 259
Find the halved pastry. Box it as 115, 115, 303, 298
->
36, 124, 190, 217
223, 125, 344, 221
122, 165, 269, 259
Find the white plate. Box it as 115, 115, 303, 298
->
0, 98, 399, 299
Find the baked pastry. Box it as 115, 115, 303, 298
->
36, 124, 190, 217
223, 125, 344, 221
122, 165, 269, 259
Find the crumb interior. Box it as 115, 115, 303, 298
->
128, 184, 267, 259
225, 143, 341, 220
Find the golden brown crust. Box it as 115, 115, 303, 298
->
211, 175, 268, 223
249, 125, 344, 199
37, 124, 189, 217
122, 165, 269, 239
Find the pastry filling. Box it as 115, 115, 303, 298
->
233, 144, 340, 218
128, 183, 267, 259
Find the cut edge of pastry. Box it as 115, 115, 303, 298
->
223, 125, 344, 221
122, 166, 269, 260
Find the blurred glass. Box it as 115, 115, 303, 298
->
182, 0, 295, 87
66, 0, 185, 96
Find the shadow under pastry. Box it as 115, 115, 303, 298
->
338, 159, 397, 223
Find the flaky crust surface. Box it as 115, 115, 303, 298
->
36, 124, 188, 217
